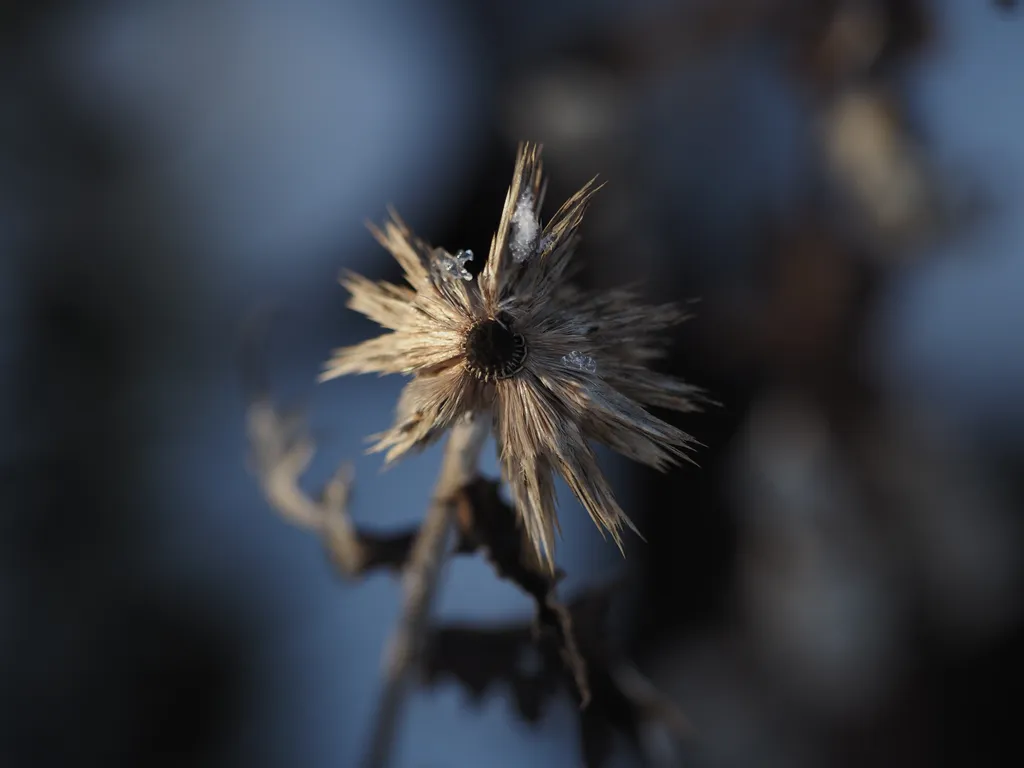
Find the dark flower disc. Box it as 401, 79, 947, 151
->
464, 312, 527, 381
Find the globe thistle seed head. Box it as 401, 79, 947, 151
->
321, 142, 701, 571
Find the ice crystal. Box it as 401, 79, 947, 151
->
510, 192, 540, 263
437, 249, 474, 281
561, 350, 598, 373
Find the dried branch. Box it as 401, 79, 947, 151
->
243, 309, 372, 575
248, 393, 492, 767
247, 394, 429, 574
422, 585, 694, 768
454, 477, 589, 705
364, 412, 490, 768
247, 396, 369, 572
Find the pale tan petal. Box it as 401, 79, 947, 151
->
520, 376, 638, 551
606, 367, 706, 413
367, 208, 433, 290
341, 273, 418, 330
503, 451, 560, 572
319, 331, 463, 381
525, 287, 686, 352
344, 273, 472, 334
495, 372, 643, 570
515, 177, 602, 305
552, 439, 637, 552
480, 142, 545, 308
549, 374, 697, 470
369, 365, 483, 463
494, 375, 562, 571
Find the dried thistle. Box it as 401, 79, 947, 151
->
322, 142, 699, 570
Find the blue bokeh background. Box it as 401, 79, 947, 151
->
2, 2, 1023, 766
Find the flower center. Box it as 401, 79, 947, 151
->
464, 312, 527, 381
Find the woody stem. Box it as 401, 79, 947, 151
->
363, 411, 490, 768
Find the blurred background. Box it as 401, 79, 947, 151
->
2, 0, 1023, 766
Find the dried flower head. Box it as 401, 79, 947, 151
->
322, 142, 699, 570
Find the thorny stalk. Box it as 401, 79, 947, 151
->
363, 412, 490, 768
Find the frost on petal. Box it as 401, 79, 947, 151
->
561, 350, 598, 373
435, 249, 474, 281
510, 191, 540, 263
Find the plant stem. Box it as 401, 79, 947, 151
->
363, 412, 490, 768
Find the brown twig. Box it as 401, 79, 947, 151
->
363, 412, 490, 768
422, 584, 694, 768
248, 397, 491, 766
247, 395, 369, 573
